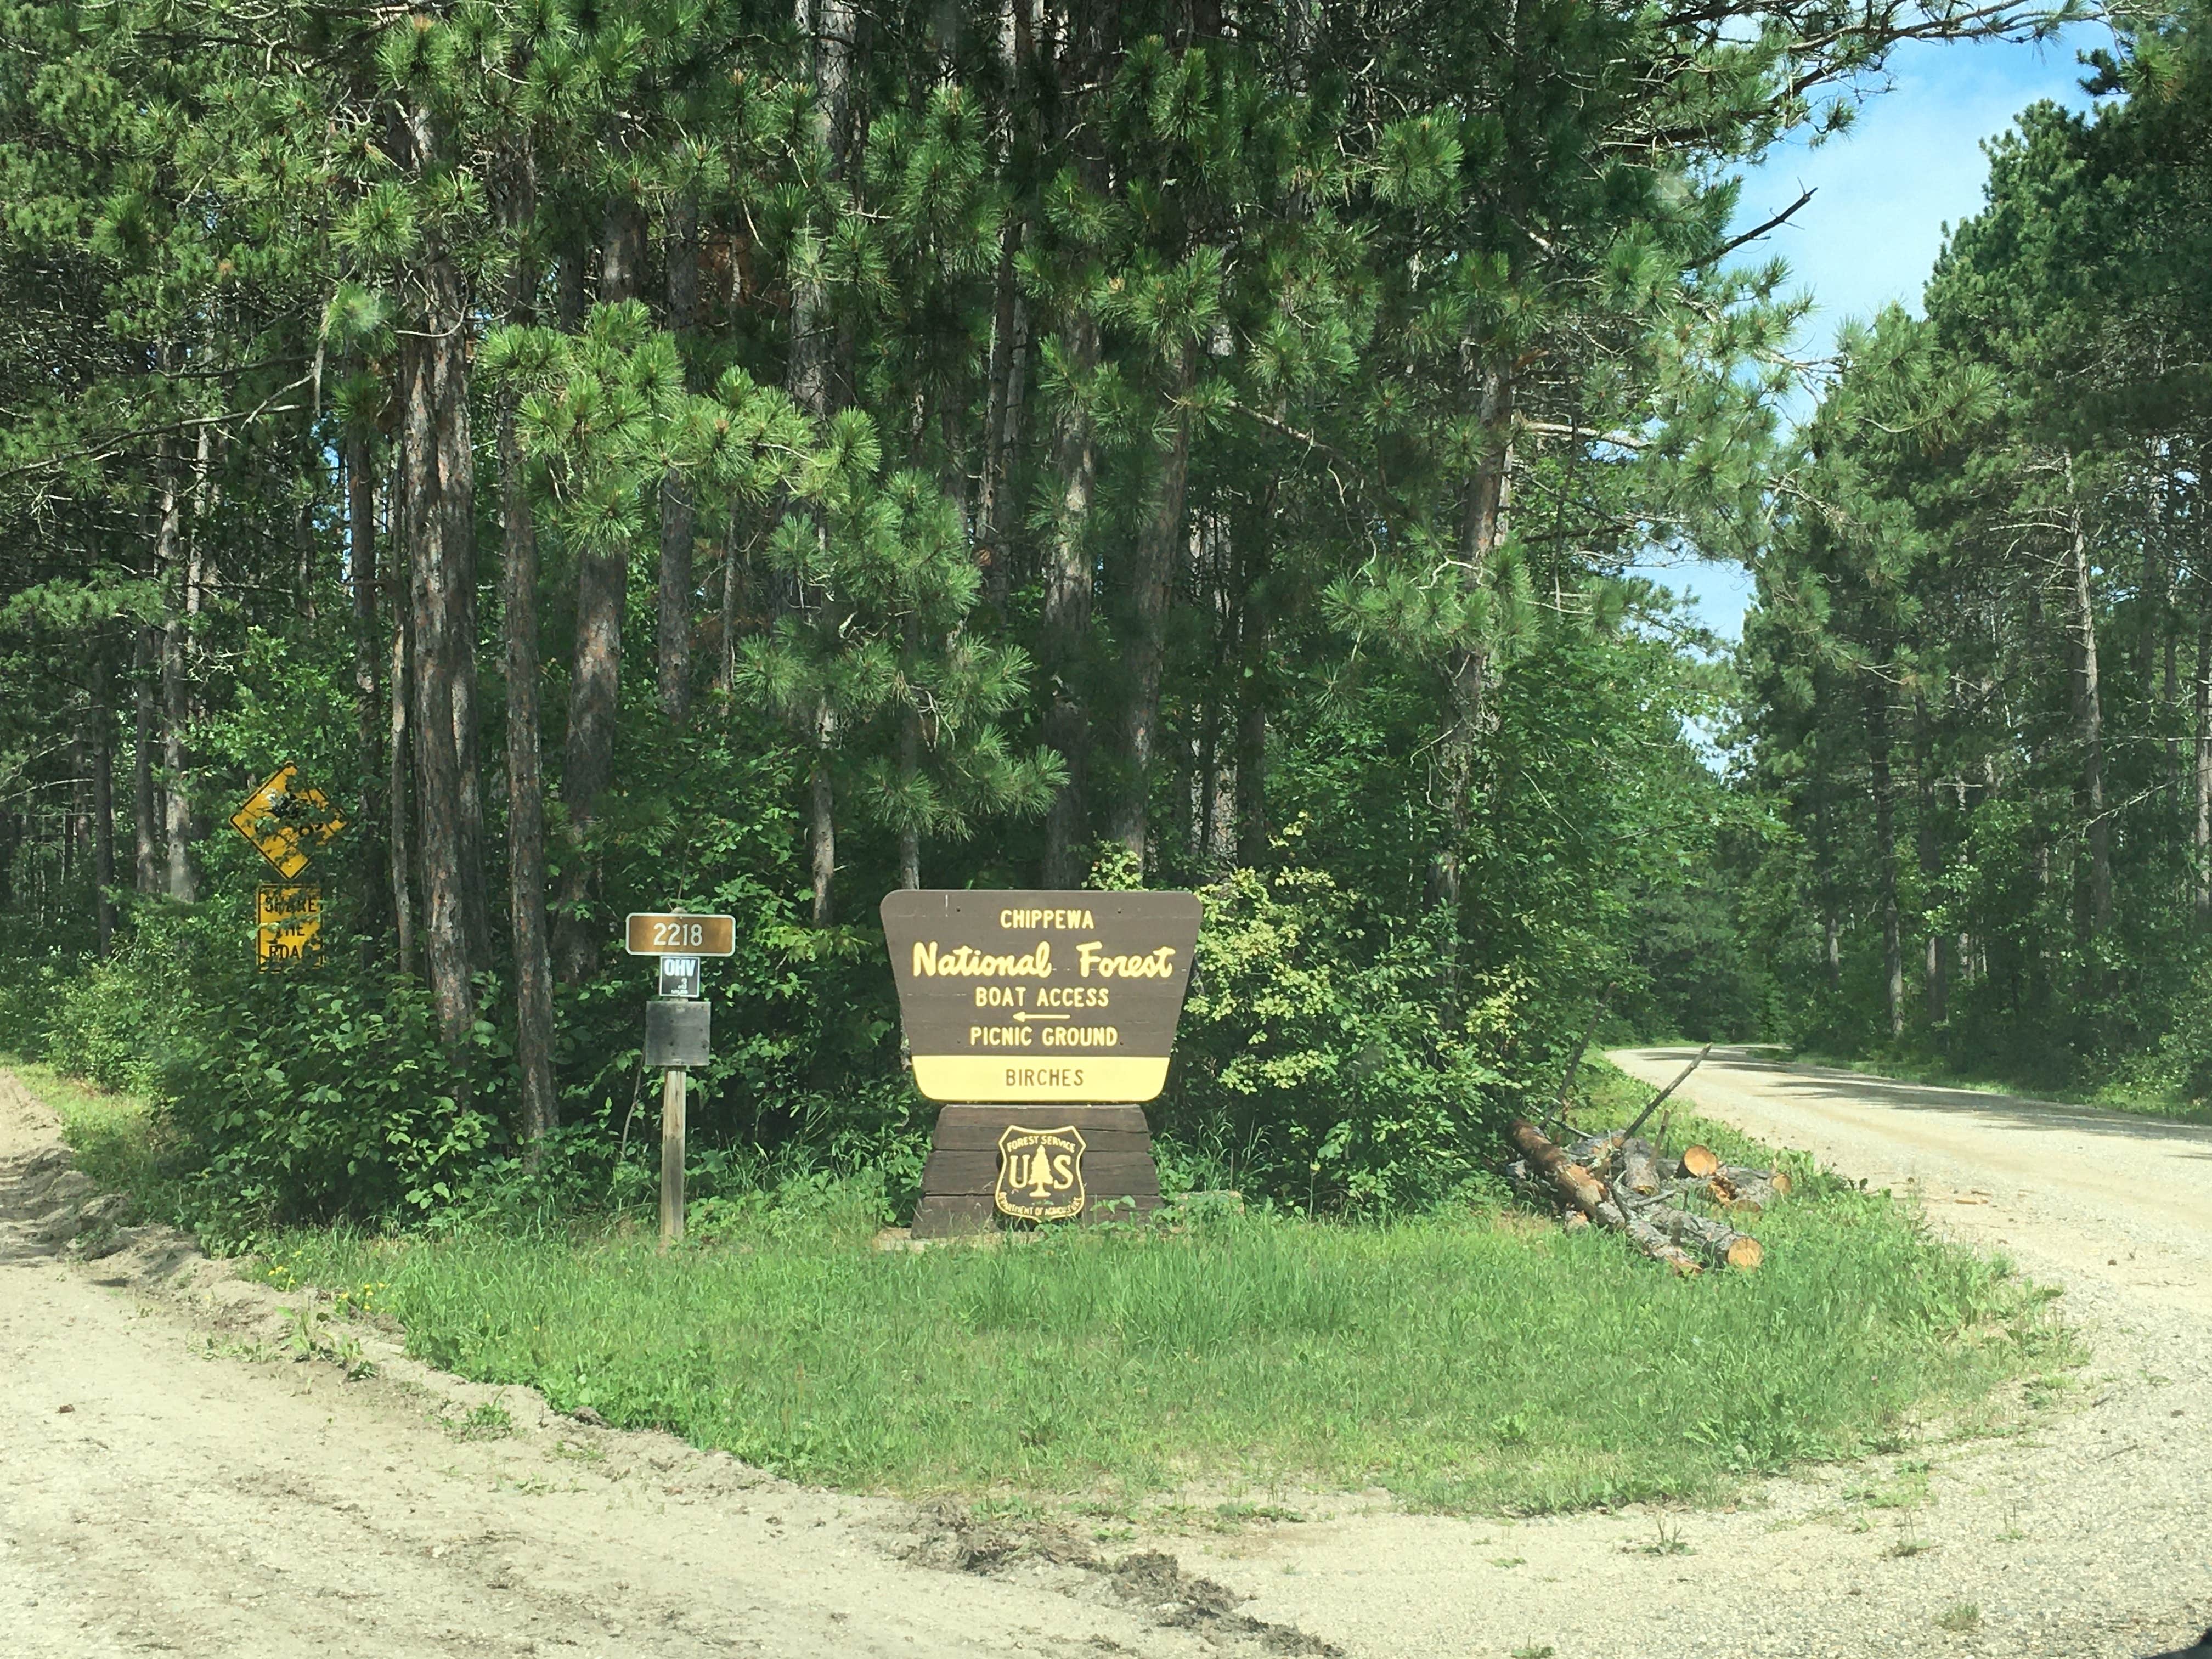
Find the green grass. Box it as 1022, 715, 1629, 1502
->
5, 1057, 180, 1205
261, 1189, 2063, 1513
12, 1056, 2073, 1515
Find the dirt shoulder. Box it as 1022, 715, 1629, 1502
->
0, 1070, 1316, 1659
4, 1054, 2208, 1658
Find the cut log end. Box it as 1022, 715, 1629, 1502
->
1679, 1144, 1720, 1180
1726, 1235, 1764, 1272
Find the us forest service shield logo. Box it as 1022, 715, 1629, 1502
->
994, 1125, 1088, 1222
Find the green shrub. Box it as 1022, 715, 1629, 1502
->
1163, 865, 1522, 1212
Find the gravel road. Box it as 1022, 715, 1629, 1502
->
3, 1049, 2208, 1659
1150, 1048, 2212, 1659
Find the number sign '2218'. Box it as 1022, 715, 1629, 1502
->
623, 913, 738, 957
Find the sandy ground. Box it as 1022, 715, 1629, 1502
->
0, 1071, 1312, 1659
4, 1049, 2210, 1658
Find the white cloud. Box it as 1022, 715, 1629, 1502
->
1737, 31, 2104, 343
1638, 27, 2109, 646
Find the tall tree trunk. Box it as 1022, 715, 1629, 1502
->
788, 0, 856, 431
2065, 455, 2112, 946
1107, 345, 1198, 867
348, 422, 388, 950
398, 194, 486, 1043
150, 454, 195, 903
1866, 676, 1902, 1040
504, 157, 558, 1150
159, 620, 194, 900
131, 625, 159, 896
658, 193, 699, 724
783, 8, 854, 917
977, 213, 1030, 606
896, 707, 922, 892
2196, 609, 2211, 917
387, 543, 416, 979
1429, 358, 1513, 915
1041, 312, 1100, 887
503, 389, 557, 1144
555, 530, 626, 981
1234, 497, 1272, 868
809, 706, 838, 924
1916, 701, 1948, 1028
552, 194, 646, 984
714, 503, 748, 698
1813, 733, 1840, 993
89, 646, 115, 956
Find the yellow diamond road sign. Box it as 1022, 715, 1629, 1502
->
229, 763, 346, 879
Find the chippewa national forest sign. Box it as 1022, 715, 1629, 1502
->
881, 889, 1202, 1102
883, 890, 1200, 1235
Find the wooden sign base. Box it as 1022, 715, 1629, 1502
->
910, 1104, 1164, 1238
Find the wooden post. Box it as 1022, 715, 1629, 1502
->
659, 1066, 686, 1250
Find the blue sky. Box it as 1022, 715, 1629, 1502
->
1632, 25, 2109, 644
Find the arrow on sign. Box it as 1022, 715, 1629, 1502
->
1011, 1012, 1071, 1022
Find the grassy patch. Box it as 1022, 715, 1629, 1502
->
259, 1185, 2063, 1513
4, 1057, 180, 1209
1936, 1602, 1982, 1634
12, 1055, 2072, 1516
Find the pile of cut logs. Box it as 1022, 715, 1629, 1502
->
1506, 1119, 1787, 1275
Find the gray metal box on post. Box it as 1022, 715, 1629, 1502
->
645, 998, 712, 1069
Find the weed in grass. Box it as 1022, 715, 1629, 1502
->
1845, 1469, 1930, 1511
1887, 1514, 1936, 1558
285, 1303, 326, 1362
1511, 1645, 1557, 1658
333, 1331, 375, 1381
1627, 1514, 1691, 1556
331, 1280, 390, 1319
445, 1401, 514, 1441
200, 1334, 279, 1365
1490, 1556, 1527, 1568
548, 1439, 603, 1464
1936, 1603, 1982, 1633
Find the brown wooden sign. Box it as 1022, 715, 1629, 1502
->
881, 889, 1201, 1102
624, 913, 738, 957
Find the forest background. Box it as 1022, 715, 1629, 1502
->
2, 0, 2205, 1242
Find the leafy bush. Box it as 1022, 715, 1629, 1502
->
1163, 864, 1523, 1211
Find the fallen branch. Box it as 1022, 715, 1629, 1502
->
1508, 1119, 1609, 1220
1506, 1120, 1779, 1275
1623, 1044, 1711, 1142
1511, 1120, 1702, 1276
